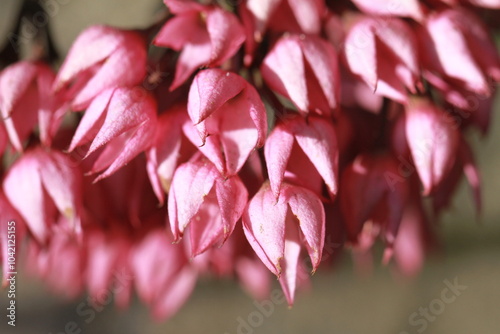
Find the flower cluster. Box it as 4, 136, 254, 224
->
0, 0, 499, 320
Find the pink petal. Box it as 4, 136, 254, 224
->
287, 0, 325, 34
188, 191, 224, 256
218, 97, 259, 176
264, 123, 294, 198
243, 85, 268, 147
426, 11, 489, 94
54, 25, 123, 89
261, 36, 308, 111
91, 117, 157, 182
171, 42, 212, 91
344, 20, 378, 89
71, 35, 147, 109
54, 26, 147, 109
36, 64, 64, 147
283, 144, 324, 198
182, 120, 226, 173
246, 0, 281, 32
215, 175, 248, 241
187, 69, 246, 125
168, 160, 217, 240
87, 88, 156, 156
2, 153, 47, 243
0, 61, 37, 117
283, 184, 325, 271
301, 36, 339, 111
2, 83, 39, 152
242, 183, 287, 276
278, 217, 301, 306
206, 8, 246, 65
85, 231, 121, 299
455, 9, 500, 82
345, 18, 418, 98
291, 117, 338, 197
68, 88, 114, 151
351, 0, 424, 21
131, 229, 185, 304
405, 99, 459, 195
146, 107, 189, 202
152, 266, 197, 321
37, 150, 82, 225
153, 13, 206, 51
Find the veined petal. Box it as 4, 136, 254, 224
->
188, 69, 246, 125
344, 21, 378, 89
264, 123, 294, 198
215, 175, 248, 241
168, 160, 217, 240
261, 36, 308, 111
242, 183, 287, 276
291, 117, 338, 197
87, 88, 156, 156
283, 184, 325, 271
301, 36, 339, 111
206, 8, 246, 65
68, 88, 114, 151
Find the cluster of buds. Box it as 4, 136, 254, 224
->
0, 0, 499, 320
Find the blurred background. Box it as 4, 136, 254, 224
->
0, 0, 499, 333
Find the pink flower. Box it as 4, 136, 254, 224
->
344, 17, 420, 103
262, 34, 340, 115
242, 182, 325, 305
54, 25, 147, 110
405, 98, 459, 195
168, 157, 248, 256
154, 1, 245, 90
340, 153, 409, 245
131, 228, 196, 320
184, 69, 267, 176
0, 61, 65, 151
68, 87, 157, 182
264, 115, 338, 200
421, 9, 500, 95
2, 148, 83, 244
